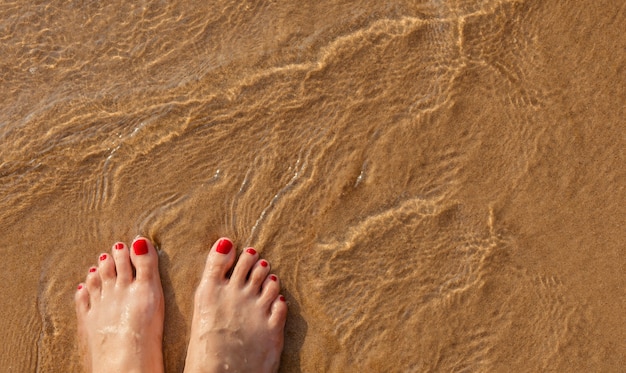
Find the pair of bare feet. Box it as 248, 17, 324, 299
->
75, 237, 287, 373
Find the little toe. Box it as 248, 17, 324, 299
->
269, 294, 288, 329
247, 259, 270, 292
201, 237, 236, 283
75, 283, 89, 315
112, 242, 132, 285
130, 237, 160, 282
97, 252, 116, 283
260, 274, 281, 307
230, 247, 258, 286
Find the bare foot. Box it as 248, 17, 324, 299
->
75, 237, 165, 373
184, 237, 288, 373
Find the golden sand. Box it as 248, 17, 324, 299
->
0, 0, 624, 371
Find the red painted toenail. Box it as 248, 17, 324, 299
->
216, 238, 232, 254
270, 275, 277, 281
260, 260, 268, 267
115, 243, 124, 250
89, 267, 96, 273
99, 254, 107, 261
246, 248, 257, 255
77, 284, 83, 290
280, 295, 286, 302
133, 238, 149, 255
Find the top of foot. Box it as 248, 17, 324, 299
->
75, 237, 165, 373
184, 237, 288, 373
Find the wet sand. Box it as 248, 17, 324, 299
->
0, 0, 624, 371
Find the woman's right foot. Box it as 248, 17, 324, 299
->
184, 237, 288, 373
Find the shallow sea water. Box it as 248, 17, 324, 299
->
0, 0, 624, 372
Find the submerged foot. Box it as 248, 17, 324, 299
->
75, 237, 164, 373
184, 237, 288, 373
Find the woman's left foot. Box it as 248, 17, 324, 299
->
75, 237, 165, 373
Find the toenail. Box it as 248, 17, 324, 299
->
280, 295, 286, 302
216, 238, 232, 254
114, 243, 124, 250
133, 238, 149, 255
77, 284, 83, 290
270, 275, 277, 281
260, 260, 268, 267
246, 248, 257, 255
99, 254, 107, 261
89, 267, 96, 273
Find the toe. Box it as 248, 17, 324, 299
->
201, 237, 236, 283
130, 237, 160, 282
112, 242, 132, 285
247, 259, 270, 292
259, 274, 280, 308
85, 266, 101, 301
230, 247, 258, 286
98, 252, 116, 284
75, 283, 89, 314
269, 294, 288, 329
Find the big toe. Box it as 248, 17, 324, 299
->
130, 237, 160, 282
200, 237, 236, 284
